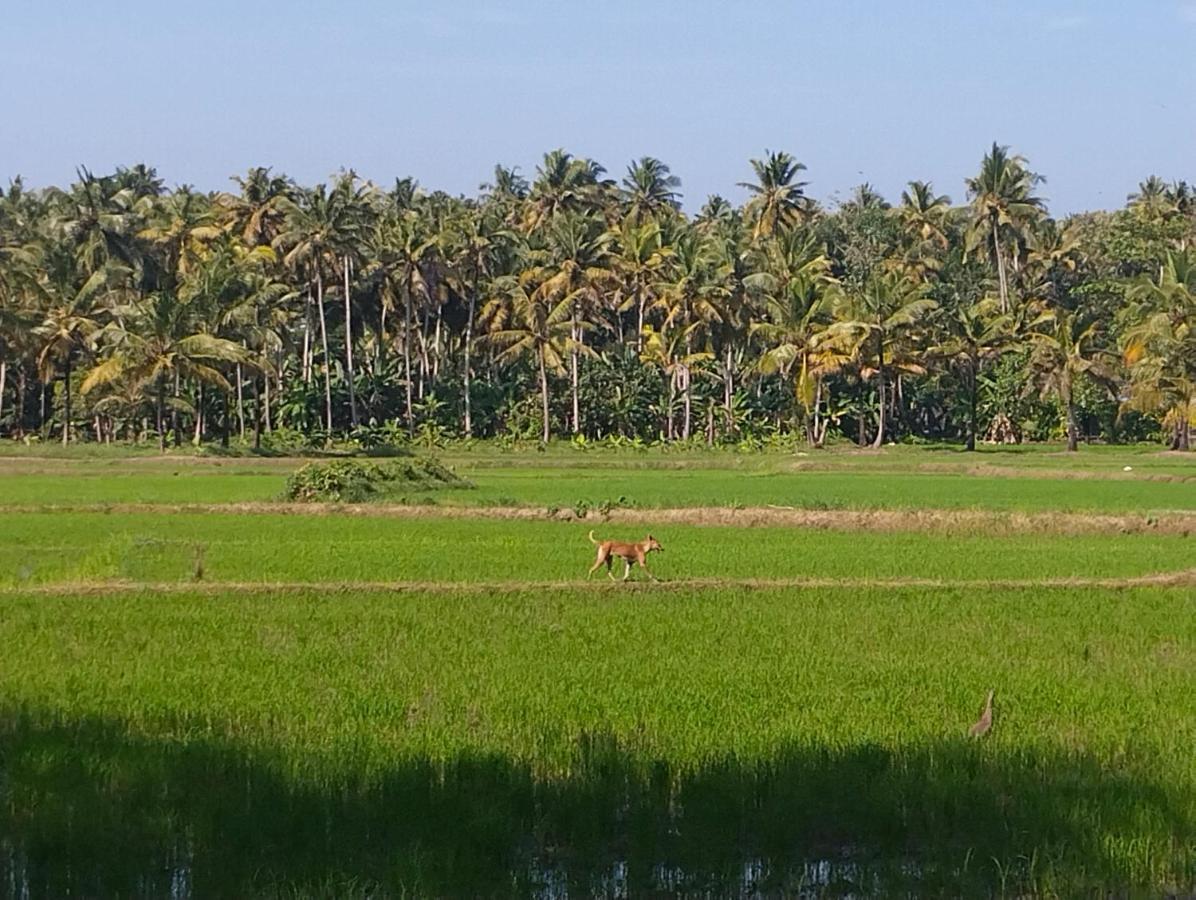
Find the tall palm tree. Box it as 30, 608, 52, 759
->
525, 150, 610, 231
1027, 307, 1115, 451
965, 143, 1046, 312
621, 157, 681, 223
894, 181, 952, 279
739, 151, 812, 240
33, 233, 124, 443
651, 228, 728, 438
275, 180, 371, 432
746, 232, 844, 445
328, 170, 377, 428
930, 296, 1014, 450
831, 271, 937, 447
612, 217, 670, 352
528, 211, 613, 433
369, 201, 438, 433
82, 290, 251, 450
485, 275, 574, 442
219, 167, 294, 248
1122, 251, 1196, 450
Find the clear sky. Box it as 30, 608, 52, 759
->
3, 1, 1194, 214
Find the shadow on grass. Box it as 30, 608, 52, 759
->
0, 711, 1191, 898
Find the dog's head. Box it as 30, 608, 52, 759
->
645, 534, 663, 553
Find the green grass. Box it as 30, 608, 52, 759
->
1, 585, 1192, 895
2, 449, 1195, 895
1, 511, 1194, 587
5, 458, 1196, 512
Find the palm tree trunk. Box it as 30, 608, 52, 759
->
15, 366, 25, 437
252, 378, 263, 449
723, 344, 734, 432
221, 390, 230, 448
263, 373, 272, 433
871, 336, 886, 449
682, 331, 693, 440
157, 379, 167, 452
302, 288, 312, 384
193, 384, 204, 445
636, 292, 646, 353
1066, 402, 1079, 452
61, 354, 71, 446
418, 307, 430, 400
463, 281, 476, 437
172, 372, 181, 447
404, 277, 414, 435
316, 268, 333, 436
812, 379, 825, 448
667, 370, 676, 441
343, 255, 359, 428
432, 303, 442, 384
570, 315, 580, 434
235, 363, 246, 440
993, 224, 1010, 313
538, 350, 550, 443
0, 360, 6, 434
966, 358, 978, 452
682, 365, 692, 440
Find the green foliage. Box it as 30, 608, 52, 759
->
283, 457, 470, 502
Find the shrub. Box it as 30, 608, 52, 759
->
284, 457, 472, 503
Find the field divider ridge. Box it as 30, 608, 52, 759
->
2, 501, 1196, 536
6, 569, 1196, 596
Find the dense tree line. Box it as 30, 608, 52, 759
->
1, 146, 1194, 451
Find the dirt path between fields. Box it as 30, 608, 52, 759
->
3, 501, 1196, 536
6, 569, 1196, 597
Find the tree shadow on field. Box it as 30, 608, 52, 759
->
0, 711, 1192, 898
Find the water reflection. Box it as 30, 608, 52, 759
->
0, 715, 1189, 897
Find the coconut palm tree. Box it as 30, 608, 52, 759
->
1122, 251, 1196, 450
219, 167, 295, 248
368, 200, 439, 433
894, 181, 952, 279
612, 217, 671, 352
746, 232, 845, 445
739, 151, 812, 240
525, 150, 611, 231
527, 211, 614, 433
33, 231, 126, 443
831, 271, 937, 446
651, 228, 729, 438
275, 180, 372, 432
1027, 307, 1115, 451
82, 290, 251, 450
485, 275, 574, 442
621, 157, 681, 223
965, 143, 1045, 312
930, 296, 1014, 450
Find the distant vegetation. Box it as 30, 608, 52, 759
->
283, 457, 470, 503
1, 145, 1195, 455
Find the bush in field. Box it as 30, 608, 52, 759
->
284, 458, 471, 502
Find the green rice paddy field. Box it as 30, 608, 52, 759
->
1, 445, 1195, 896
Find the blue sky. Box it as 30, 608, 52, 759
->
3, 1, 1194, 214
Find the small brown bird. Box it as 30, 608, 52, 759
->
968, 690, 995, 738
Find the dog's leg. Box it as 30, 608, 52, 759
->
606, 554, 616, 581
622, 558, 632, 581
638, 552, 658, 582
588, 548, 606, 578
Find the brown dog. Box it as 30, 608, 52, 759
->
587, 530, 663, 581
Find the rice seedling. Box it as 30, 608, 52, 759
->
0, 584, 1192, 896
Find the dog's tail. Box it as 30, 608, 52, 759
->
588, 530, 599, 544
